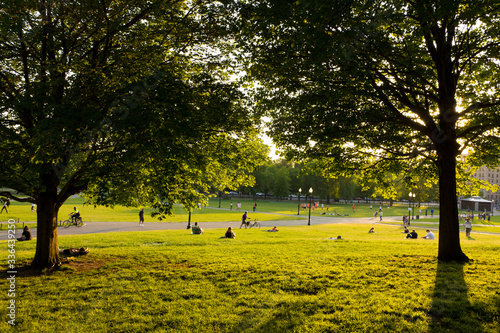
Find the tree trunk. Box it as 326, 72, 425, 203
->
32, 191, 61, 269
436, 147, 468, 262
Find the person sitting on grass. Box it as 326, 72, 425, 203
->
224, 227, 235, 239
191, 222, 203, 235
402, 226, 409, 234
406, 230, 418, 239
17, 226, 32, 241
368, 227, 375, 233
421, 229, 435, 240
268, 226, 278, 232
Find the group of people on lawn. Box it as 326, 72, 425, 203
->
368, 226, 436, 239
137, 207, 278, 238
403, 228, 435, 240
188, 210, 278, 239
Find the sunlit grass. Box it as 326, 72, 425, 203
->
1, 223, 499, 332
0, 197, 305, 224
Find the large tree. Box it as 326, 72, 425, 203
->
237, 0, 500, 261
0, 0, 260, 268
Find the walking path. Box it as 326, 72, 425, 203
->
0, 215, 397, 241
1, 213, 498, 241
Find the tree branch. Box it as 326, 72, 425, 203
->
0, 192, 34, 203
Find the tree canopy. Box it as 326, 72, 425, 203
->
236, 0, 500, 261
0, 0, 262, 268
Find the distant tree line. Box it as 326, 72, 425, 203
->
233, 159, 440, 204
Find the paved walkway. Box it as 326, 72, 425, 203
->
1, 213, 498, 241
0, 214, 396, 241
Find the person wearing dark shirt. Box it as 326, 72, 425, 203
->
17, 226, 32, 241
240, 211, 249, 229
139, 208, 145, 226
406, 230, 418, 239
224, 227, 235, 239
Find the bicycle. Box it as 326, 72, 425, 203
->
63, 214, 84, 228
248, 219, 261, 228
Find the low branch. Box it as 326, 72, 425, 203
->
0, 191, 34, 203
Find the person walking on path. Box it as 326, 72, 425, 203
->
230, 202, 233, 210
464, 218, 472, 237
1, 199, 9, 214
240, 211, 250, 229
379, 210, 383, 221
139, 208, 145, 227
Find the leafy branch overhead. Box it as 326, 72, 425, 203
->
0, 0, 264, 268
235, 0, 500, 261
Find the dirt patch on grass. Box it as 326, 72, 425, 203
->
2, 257, 121, 277
62, 257, 109, 272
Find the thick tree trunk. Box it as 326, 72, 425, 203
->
32, 191, 61, 269
436, 147, 468, 262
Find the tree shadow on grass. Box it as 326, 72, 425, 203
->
429, 261, 484, 333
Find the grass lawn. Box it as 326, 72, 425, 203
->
0, 197, 306, 227
380, 215, 500, 235
1, 223, 499, 332
213, 198, 441, 218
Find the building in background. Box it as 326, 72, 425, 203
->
472, 165, 499, 207
459, 196, 494, 212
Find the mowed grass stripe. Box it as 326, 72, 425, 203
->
1, 223, 499, 332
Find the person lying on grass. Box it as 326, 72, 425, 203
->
58, 247, 90, 256
267, 226, 278, 232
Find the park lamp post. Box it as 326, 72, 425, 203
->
308, 187, 313, 226
410, 192, 416, 219
218, 187, 222, 208
187, 211, 191, 229
298, 188, 302, 215
408, 192, 412, 219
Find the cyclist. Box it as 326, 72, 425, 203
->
70, 207, 81, 224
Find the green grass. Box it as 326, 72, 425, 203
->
0, 197, 440, 226
1, 223, 499, 332
216, 198, 441, 218
380, 215, 500, 235
0, 197, 305, 225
